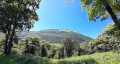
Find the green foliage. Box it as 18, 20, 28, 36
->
24, 35, 41, 56
77, 45, 89, 56
52, 52, 120, 64
0, 52, 120, 64
80, 0, 120, 22
47, 44, 61, 58
80, 36, 120, 54
54, 47, 64, 59
62, 37, 79, 57
0, 0, 41, 55
0, 53, 52, 64
90, 37, 120, 53
66, 0, 120, 30
11, 48, 22, 55
98, 23, 120, 38
80, 23, 120, 54
0, 0, 40, 32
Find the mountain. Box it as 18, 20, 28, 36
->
20, 29, 93, 43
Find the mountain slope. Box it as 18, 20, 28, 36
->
20, 29, 93, 43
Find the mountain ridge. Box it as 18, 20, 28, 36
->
20, 29, 93, 43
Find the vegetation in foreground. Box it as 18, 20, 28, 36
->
0, 52, 120, 64
52, 52, 120, 64
0, 0, 120, 64
0, 53, 51, 64
0, 23, 120, 64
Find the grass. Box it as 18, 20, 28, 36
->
0, 53, 51, 64
52, 52, 120, 64
0, 52, 120, 64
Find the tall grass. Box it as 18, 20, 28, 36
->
52, 52, 120, 64
0, 52, 120, 64
0, 53, 51, 64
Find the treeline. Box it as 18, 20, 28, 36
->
0, 23, 120, 59
0, 35, 83, 59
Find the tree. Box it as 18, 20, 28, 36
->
0, 0, 41, 55
62, 37, 78, 57
98, 23, 120, 38
80, 0, 120, 29
54, 47, 64, 59
86, 23, 120, 53
40, 44, 47, 57
24, 35, 41, 56
66, 0, 120, 29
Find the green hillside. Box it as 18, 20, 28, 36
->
20, 29, 93, 43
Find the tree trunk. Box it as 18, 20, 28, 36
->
4, 34, 9, 54
102, 1, 120, 30
6, 24, 16, 55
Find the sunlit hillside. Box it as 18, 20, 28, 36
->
20, 29, 93, 43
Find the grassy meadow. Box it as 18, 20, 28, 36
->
0, 52, 120, 64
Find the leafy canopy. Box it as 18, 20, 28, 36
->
81, 0, 120, 21
0, 0, 41, 55
0, 0, 41, 33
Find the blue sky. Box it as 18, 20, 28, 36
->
31, 0, 113, 39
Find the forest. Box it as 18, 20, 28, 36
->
0, 0, 120, 64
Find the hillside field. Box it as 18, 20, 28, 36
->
0, 52, 120, 64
